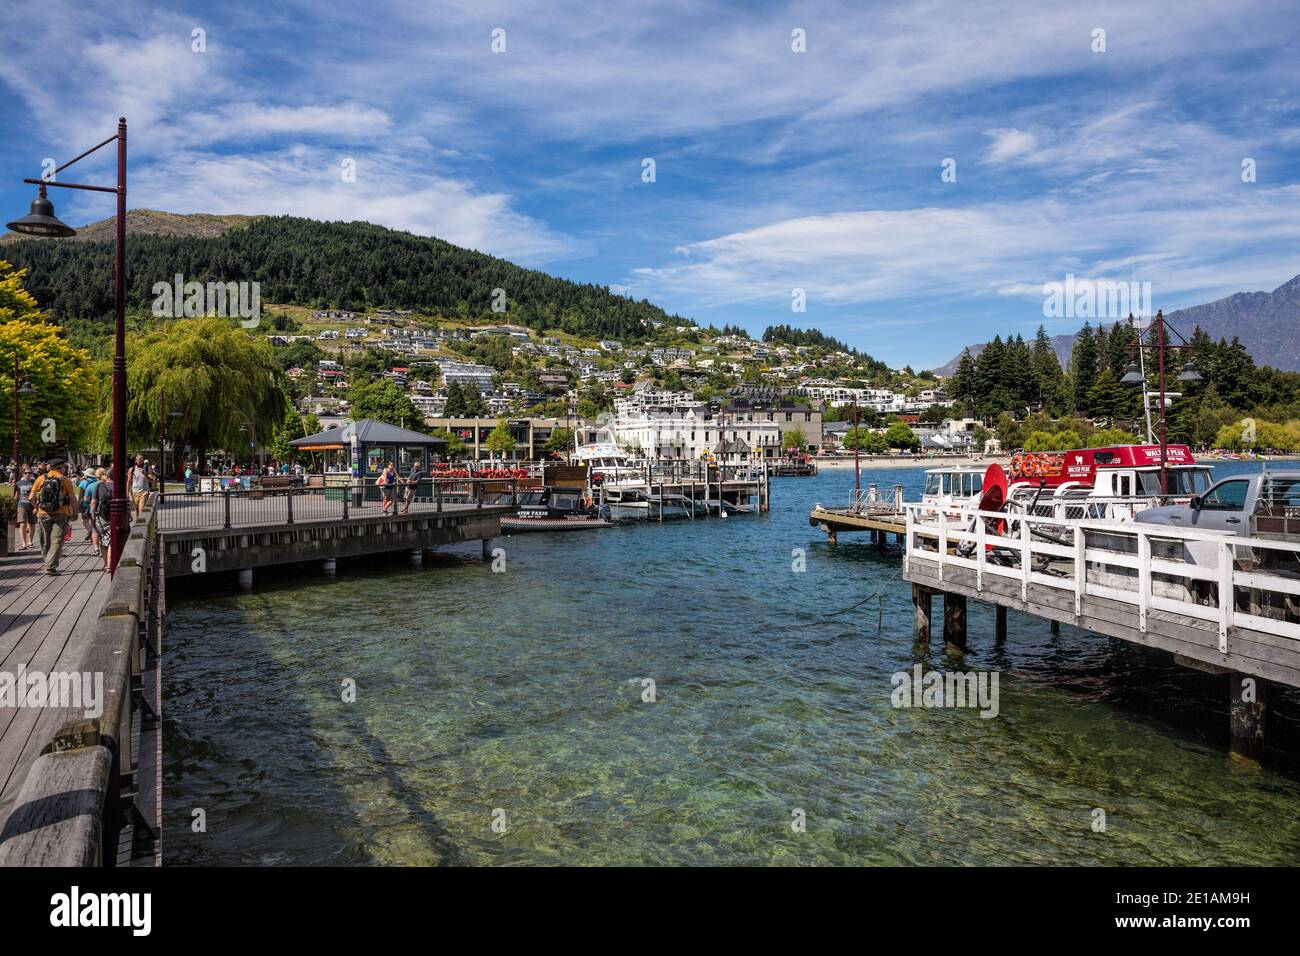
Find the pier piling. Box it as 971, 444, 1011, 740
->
913, 585, 932, 644
995, 605, 1007, 644
943, 593, 967, 650
1229, 673, 1267, 761
409, 549, 423, 566
238, 568, 254, 590
322, 558, 337, 576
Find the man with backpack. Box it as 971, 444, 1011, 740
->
28, 458, 79, 575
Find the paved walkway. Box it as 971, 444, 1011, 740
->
0, 534, 112, 831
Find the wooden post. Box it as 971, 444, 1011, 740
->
944, 592, 967, 650
1229, 673, 1266, 760
995, 605, 1007, 643
913, 585, 931, 644
237, 567, 253, 590
1050, 620, 1060, 636
482, 537, 493, 561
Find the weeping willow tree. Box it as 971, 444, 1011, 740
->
113, 317, 287, 471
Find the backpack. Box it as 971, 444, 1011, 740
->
39, 474, 69, 513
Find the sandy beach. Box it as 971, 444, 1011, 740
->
814, 455, 1011, 471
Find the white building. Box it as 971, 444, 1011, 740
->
438, 360, 496, 394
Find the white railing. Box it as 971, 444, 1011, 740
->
903, 503, 1300, 651
848, 483, 905, 514
1005, 491, 1196, 523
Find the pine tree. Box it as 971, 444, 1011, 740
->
1070, 322, 1099, 414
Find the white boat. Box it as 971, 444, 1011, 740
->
918, 466, 986, 518
573, 427, 644, 485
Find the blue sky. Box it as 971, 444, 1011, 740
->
2, 0, 1298, 368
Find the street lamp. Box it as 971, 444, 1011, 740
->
8, 118, 130, 573
1121, 310, 1201, 495
237, 418, 263, 473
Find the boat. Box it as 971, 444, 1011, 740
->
573, 427, 644, 485
1004, 444, 1213, 520
920, 465, 987, 517
499, 487, 612, 532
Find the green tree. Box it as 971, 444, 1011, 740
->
125, 317, 285, 469
484, 418, 517, 460
443, 381, 467, 418
1086, 427, 1140, 447
0, 261, 100, 457
349, 378, 421, 427
429, 427, 466, 458
884, 421, 920, 450
1070, 322, 1099, 414
545, 427, 575, 456
781, 424, 808, 452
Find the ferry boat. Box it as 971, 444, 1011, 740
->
921, 466, 986, 516
500, 486, 612, 532
573, 428, 643, 484
1005, 444, 1213, 519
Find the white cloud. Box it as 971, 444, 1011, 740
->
128, 147, 583, 265
625, 184, 1300, 313
984, 129, 1039, 163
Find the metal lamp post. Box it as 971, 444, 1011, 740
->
8, 118, 130, 573
1120, 309, 1202, 495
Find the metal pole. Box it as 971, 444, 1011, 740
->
853, 397, 860, 495
11, 351, 19, 473
1157, 311, 1168, 496
109, 117, 128, 575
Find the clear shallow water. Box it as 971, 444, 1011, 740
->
163, 460, 1300, 865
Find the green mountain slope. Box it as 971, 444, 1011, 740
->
2, 214, 687, 342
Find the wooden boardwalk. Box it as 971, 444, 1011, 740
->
0, 537, 113, 834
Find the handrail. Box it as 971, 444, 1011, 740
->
902, 502, 1300, 651
0, 495, 161, 866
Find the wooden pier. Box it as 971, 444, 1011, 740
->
901, 504, 1300, 758
0, 504, 162, 865
809, 484, 907, 544
157, 490, 514, 583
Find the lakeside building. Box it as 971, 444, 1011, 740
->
723, 395, 823, 455
608, 401, 781, 461
423, 416, 572, 462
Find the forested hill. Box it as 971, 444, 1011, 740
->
1, 214, 688, 341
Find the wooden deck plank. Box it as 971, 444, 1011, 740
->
0, 540, 114, 833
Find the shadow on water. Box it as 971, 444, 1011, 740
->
165, 553, 477, 865
163, 465, 1300, 865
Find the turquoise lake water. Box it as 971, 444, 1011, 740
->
162, 459, 1300, 865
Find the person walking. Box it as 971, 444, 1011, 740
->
90, 467, 113, 572
129, 453, 154, 517
29, 459, 78, 575
77, 467, 97, 541
14, 465, 35, 550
